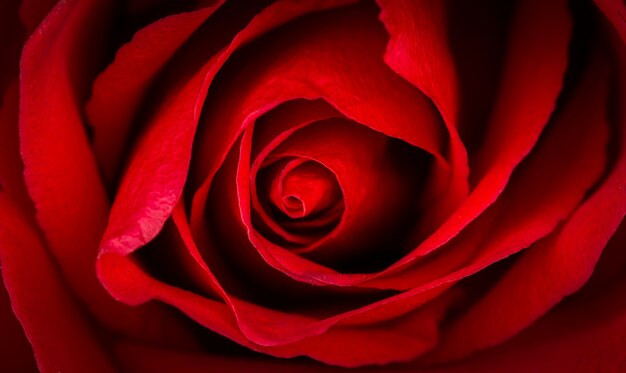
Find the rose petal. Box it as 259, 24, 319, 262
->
365, 40, 610, 292
194, 0, 573, 289
191, 2, 453, 286
112, 266, 626, 371
428, 242, 626, 372
375, 0, 572, 272
0, 195, 116, 373
426, 30, 626, 363
254, 157, 342, 245
235, 36, 605, 292
411, 37, 626, 361
99, 245, 450, 366
114, 237, 626, 373
20, 0, 195, 345
86, 3, 222, 182
377, 0, 469, 220
19, 0, 119, 326
99, 6, 368, 349
98, 0, 367, 347
267, 160, 340, 220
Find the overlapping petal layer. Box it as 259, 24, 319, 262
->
19, 0, 224, 347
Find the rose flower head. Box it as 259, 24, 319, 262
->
0, 0, 625, 372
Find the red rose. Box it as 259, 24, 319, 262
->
1, 0, 625, 371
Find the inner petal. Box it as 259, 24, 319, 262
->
255, 157, 344, 246
270, 160, 341, 219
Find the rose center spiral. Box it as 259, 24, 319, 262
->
269, 160, 341, 219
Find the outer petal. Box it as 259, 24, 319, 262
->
430, 62, 620, 364
375, 0, 572, 271
86, 3, 222, 182
19, 0, 114, 325
101, 193, 455, 366
20, 0, 194, 345
377, 0, 469, 218
112, 213, 626, 373
426, 231, 626, 373
112, 267, 626, 373
0, 195, 116, 373
426, 20, 626, 368
98, 245, 449, 366
368, 43, 610, 298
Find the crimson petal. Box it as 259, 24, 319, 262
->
0, 195, 116, 373
20, 0, 196, 345
372, 0, 573, 275
427, 35, 626, 364
86, 3, 222, 182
